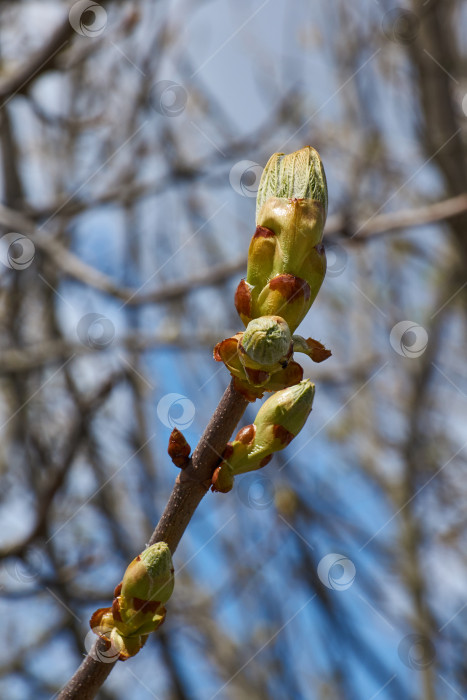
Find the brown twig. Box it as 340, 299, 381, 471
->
57, 379, 249, 700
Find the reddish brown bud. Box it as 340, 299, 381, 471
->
235, 424, 256, 445
168, 428, 191, 468
234, 279, 252, 320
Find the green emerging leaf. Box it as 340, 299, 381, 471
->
256, 146, 328, 222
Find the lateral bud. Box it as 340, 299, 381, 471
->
168, 428, 191, 468
90, 542, 175, 661
212, 380, 315, 492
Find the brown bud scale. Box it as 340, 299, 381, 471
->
273, 424, 295, 446
269, 274, 311, 302
306, 338, 332, 363
222, 443, 234, 461
253, 225, 276, 239
211, 466, 234, 493
232, 376, 265, 401
112, 597, 122, 622
245, 366, 270, 385
235, 424, 256, 445
89, 608, 106, 631
234, 279, 252, 318
133, 598, 161, 613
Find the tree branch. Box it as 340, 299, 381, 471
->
57, 379, 249, 700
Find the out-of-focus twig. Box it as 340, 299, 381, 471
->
1, 194, 466, 307
0, 18, 73, 103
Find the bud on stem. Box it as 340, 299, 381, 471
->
212, 380, 315, 492
256, 146, 328, 220
235, 146, 328, 334
90, 542, 174, 661
213, 318, 303, 401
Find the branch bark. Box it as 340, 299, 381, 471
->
57, 379, 249, 700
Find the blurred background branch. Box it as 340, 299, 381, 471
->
0, 1, 466, 699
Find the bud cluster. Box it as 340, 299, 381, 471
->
91, 148, 332, 664
215, 146, 331, 401
90, 542, 174, 660
236, 146, 328, 334
212, 380, 315, 492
